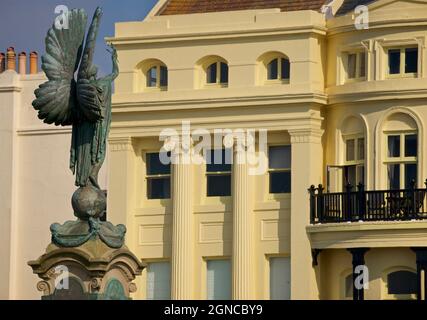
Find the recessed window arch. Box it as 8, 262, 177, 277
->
257, 52, 291, 85
383, 268, 417, 300
196, 55, 229, 88
135, 59, 168, 92
382, 112, 419, 189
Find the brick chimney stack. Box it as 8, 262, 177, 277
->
30, 51, 38, 74
0, 53, 5, 73
18, 52, 27, 75
6, 47, 16, 71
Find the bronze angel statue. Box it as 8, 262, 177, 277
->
32, 7, 125, 248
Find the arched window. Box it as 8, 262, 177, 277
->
206, 61, 228, 85
386, 270, 417, 299
267, 57, 290, 81
383, 113, 418, 189
135, 59, 168, 92
146, 64, 168, 89
196, 56, 229, 89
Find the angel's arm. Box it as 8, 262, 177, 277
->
102, 47, 119, 82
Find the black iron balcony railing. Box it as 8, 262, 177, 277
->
309, 180, 427, 224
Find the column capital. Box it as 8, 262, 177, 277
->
108, 137, 135, 152
288, 128, 323, 144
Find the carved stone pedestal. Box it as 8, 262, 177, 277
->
28, 238, 145, 300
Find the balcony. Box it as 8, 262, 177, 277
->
309, 180, 427, 224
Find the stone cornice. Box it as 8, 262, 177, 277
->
112, 92, 328, 114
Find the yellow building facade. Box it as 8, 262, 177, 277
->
107, 0, 427, 300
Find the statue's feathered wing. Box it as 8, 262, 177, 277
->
32, 9, 88, 126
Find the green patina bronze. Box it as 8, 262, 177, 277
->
32, 7, 125, 248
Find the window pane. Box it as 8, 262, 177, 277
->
357, 165, 365, 186
220, 62, 228, 83
207, 63, 217, 83
160, 66, 168, 87
359, 52, 366, 78
357, 138, 365, 160
388, 164, 400, 190
405, 164, 417, 189
405, 134, 417, 157
269, 146, 291, 169
147, 177, 170, 199
207, 260, 231, 300
207, 175, 231, 197
147, 67, 157, 87
388, 49, 401, 74
206, 149, 232, 172
267, 59, 278, 80
281, 58, 290, 80
147, 152, 171, 175
388, 135, 400, 158
147, 262, 171, 300
344, 165, 356, 187
270, 257, 290, 300
347, 53, 357, 79
269, 171, 291, 194
387, 271, 417, 295
346, 139, 355, 162
345, 274, 353, 299
405, 48, 418, 73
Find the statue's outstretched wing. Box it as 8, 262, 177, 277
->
32, 9, 88, 126
76, 7, 104, 122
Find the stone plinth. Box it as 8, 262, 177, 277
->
28, 238, 145, 300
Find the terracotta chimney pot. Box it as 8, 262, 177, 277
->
30, 51, 38, 74
18, 52, 27, 75
0, 53, 5, 73
6, 47, 16, 71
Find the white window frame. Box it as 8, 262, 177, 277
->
265, 57, 290, 84
205, 61, 228, 87
343, 134, 365, 187
386, 46, 418, 79
146, 151, 171, 200
146, 63, 168, 90
345, 51, 366, 82
384, 131, 418, 190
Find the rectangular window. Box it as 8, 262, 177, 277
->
347, 53, 357, 79
405, 48, 418, 74
385, 132, 418, 189
388, 47, 418, 77
346, 52, 366, 80
207, 260, 231, 300
388, 49, 401, 75
147, 152, 171, 199
270, 257, 291, 300
206, 149, 231, 197
404, 134, 417, 157
268, 146, 291, 194
343, 136, 365, 187
146, 262, 171, 300
388, 164, 401, 190
388, 135, 401, 158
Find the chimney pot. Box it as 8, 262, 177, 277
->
6, 47, 16, 71
30, 51, 38, 74
18, 52, 27, 75
0, 53, 5, 73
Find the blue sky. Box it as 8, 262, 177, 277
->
0, 0, 159, 75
